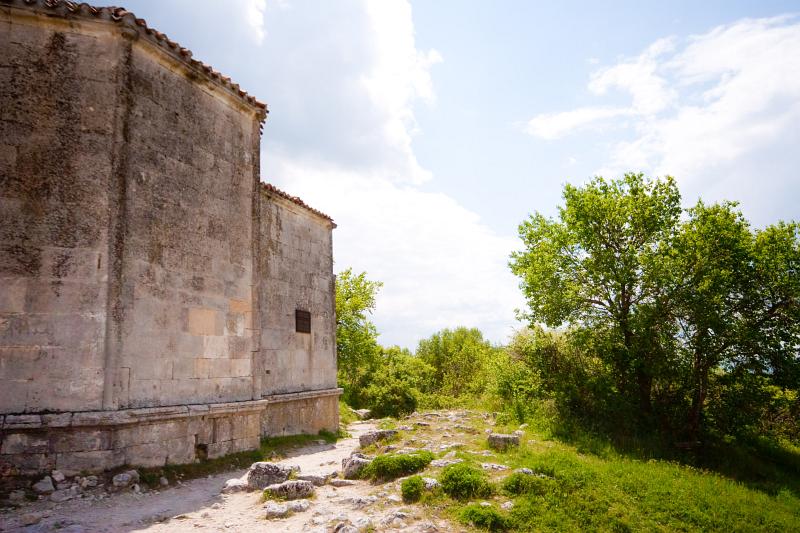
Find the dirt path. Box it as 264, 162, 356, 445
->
1, 420, 458, 532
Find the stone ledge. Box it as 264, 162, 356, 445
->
0, 388, 343, 430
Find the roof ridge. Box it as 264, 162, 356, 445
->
261, 182, 335, 226
2, 0, 267, 121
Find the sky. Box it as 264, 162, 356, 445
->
121, 0, 800, 349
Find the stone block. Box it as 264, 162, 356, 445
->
229, 298, 250, 313
165, 436, 196, 465
51, 429, 111, 453
214, 417, 233, 442
0, 278, 26, 312
56, 449, 124, 476
124, 441, 168, 468
0, 453, 55, 476
230, 358, 251, 377
207, 439, 232, 459
1, 432, 49, 454
187, 308, 219, 336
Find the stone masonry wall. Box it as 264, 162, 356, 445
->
110, 40, 261, 409
259, 194, 337, 396
0, 10, 124, 412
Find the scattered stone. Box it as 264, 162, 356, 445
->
263, 501, 289, 519
481, 462, 509, 471
33, 476, 55, 494
359, 429, 398, 447
56, 481, 72, 490
112, 470, 140, 488
386, 494, 402, 503
9, 489, 26, 502
513, 430, 525, 437
518, 423, 529, 429
352, 408, 372, 420
444, 450, 456, 459
396, 425, 412, 431
430, 458, 462, 467
414, 421, 431, 427
297, 474, 327, 486
332, 524, 358, 533
264, 480, 315, 500
487, 433, 520, 451
353, 517, 374, 530
329, 478, 356, 487
480, 501, 492, 507
287, 498, 311, 512
21, 512, 43, 526
422, 477, 440, 490
80, 476, 98, 489
50, 489, 74, 503
51, 470, 66, 483
484, 428, 492, 434
342, 453, 372, 479
160, 477, 169, 487
246, 462, 298, 490
418, 521, 439, 532
347, 495, 378, 509
133, 484, 141, 493
439, 442, 461, 450
515, 468, 534, 475
501, 501, 514, 510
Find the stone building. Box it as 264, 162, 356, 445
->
0, 0, 340, 478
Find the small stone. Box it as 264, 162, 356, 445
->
160, 477, 169, 487
21, 512, 43, 526
329, 478, 356, 487
513, 430, 525, 437
263, 480, 315, 500
81, 476, 99, 488
422, 477, 440, 490
501, 501, 514, 510
287, 499, 311, 512
359, 429, 397, 447
133, 484, 141, 493
211, 503, 221, 509
50, 489, 74, 502
57, 481, 71, 490
481, 462, 509, 471
201, 511, 211, 518
51, 470, 66, 483
246, 462, 298, 490
487, 433, 520, 451
263, 501, 289, 519
387, 494, 402, 503
430, 458, 462, 467
297, 474, 327, 486
222, 477, 249, 493
515, 467, 534, 475
33, 476, 55, 494
347, 495, 378, 509
479, 501, 492, 507
518, 423, 529, 429
332, 524, 358, 533
352, 408, 372, 420
9, 489, 26, 502
112, 470, 140, 488
342, 453, 372, 479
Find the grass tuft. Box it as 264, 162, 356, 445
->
361, 451, 434, 480
440, 463, 493, 500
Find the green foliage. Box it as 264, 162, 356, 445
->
459, 504, 511, 531
362, 451, 434, 480
417, 327, 499, 398
439, 463, 493, 500
509, 174, 800, 442
336, 268, 383, 406
501, 472, 558, 496
401, 475, 425, 502
358, 346, 436, 418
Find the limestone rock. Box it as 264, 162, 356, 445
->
332, 524, 359, 533
159, 477, 169, 487
422, 477, 440, 490
329, 478, 356, 487
246, 462, 298, 490
430, 458, 462, 467
515, 467, 534, 475
359, 429, 397, 447
80, 476, 99, 489
481, 462, 509, 471
51, 470, 66, 483
112, 470, 140, 488
297, 474, 327, 486
501, 501, 514, 510
342, 453, 372, 479
263, 501, 289, 519
287, 499, 311, 513
221, 477, 249, 494
264, 480, 315, 500
50, 489, 74, 502
21, 512, 43, 526
33, 476, 55, 494
487, 433, 520, 451
352, 408, 372, 420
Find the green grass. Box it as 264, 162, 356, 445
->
440, 463, 494, 500
138, 430, 340, 488
402, 475, 425, 502
361, 450, 434, 480
339, 400, 359, 427
460, 504, 512, 531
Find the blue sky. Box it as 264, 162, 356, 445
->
122, 1, 800, 348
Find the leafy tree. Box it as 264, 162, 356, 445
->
509, 173, 681, 415
335, 268, 382, 403
416, 327, 497, 397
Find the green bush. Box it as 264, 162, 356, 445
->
460, 504, 510, 531
401, 475, 425, 502
501, 472, 557, 496
440, 463, 493, 500
362, 451, 434, 480
364, 375, 418, 418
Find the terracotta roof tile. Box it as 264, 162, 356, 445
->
261, 183, 335, 226
2, 0, 267, 121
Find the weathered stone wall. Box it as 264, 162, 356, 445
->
0, 2, 341, 478
0, 10, 124, 413
109, 40, 261, 409
259, 194, 337, 396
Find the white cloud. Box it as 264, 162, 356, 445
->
525, 106, 632, 140
243, 0, 266, 44
526, 15, 800, 226
258, 0, 520, 347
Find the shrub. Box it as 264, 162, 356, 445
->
440, 463, 493, 500
401, 475, 425, 502
501, 472, 557, 496
362, 451, 434, 480
460, 504, 510, 531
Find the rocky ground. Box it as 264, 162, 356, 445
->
1, 411, 519, 532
